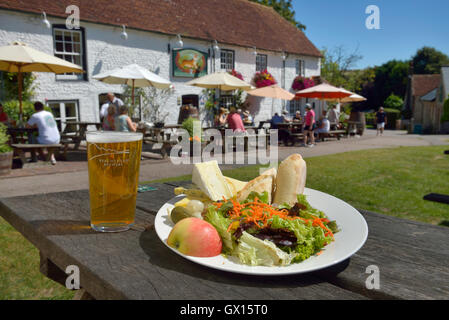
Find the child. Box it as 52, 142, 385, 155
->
102, 105, 116, 131
116, 105, 137, 132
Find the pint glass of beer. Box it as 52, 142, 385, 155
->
86, 131, 143, 232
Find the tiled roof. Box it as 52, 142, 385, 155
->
0, 0, 322, 57
411, 74, 440, 97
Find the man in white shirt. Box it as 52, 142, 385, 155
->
26, 101, 60, 164
100, 92, 124, 119
327, 105, 340, 129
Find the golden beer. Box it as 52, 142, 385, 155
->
86, 132, 143, 232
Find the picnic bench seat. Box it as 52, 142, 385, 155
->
318, 130, 346, 141
11, 143, 67, 165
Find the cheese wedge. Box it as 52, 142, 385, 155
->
191, 160, 233, 201
224, 176, 248, 196
236, 168, 277, 203
273, 154, 307, 206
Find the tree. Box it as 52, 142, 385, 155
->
250, 0, 306, 31
412, 47, 449, 74
0, 72, 37, 101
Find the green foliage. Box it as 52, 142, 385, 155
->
2, 100, 36, 122
250, 0, 306, 30
0, 72, 37, 101
383, 93, 404, 111
412, 47, 449, 74
442, 96, 449, 122
0, 123, 12, 153
182, 117, 202, 138
202, 89, 217, 112
383, 108, 401, 129
2, 100, 52, 123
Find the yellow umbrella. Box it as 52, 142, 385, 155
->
0, 41, 83, 119
186, 72, 252, 91
339, 93, 367, 103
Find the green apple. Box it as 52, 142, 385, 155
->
167, 217, 222, 257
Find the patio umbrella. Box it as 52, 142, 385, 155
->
92, 63, 172, 107
339, 93, 367, 103
185, 72, 252, 91
247, 84, 295, 115
0, 41, 83, 120
295, 83, 353, 100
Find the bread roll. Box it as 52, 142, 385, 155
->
273, 154, 307, 206
236, 168, 277, 203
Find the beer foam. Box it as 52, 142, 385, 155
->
86, 131, 143, 143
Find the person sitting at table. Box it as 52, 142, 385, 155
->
270, 112, 283, 129
243, 110, 253, 126
303, 103, 316, 147
102, 105, 116, 131
327, 105, 340, 130
316, 110, 331, 140
0, 102, 9, 125
293, 111, 302, 122
281, 110, 292, 123
115, 105, 137, 132
25, 101, 60, 165
226, 106, 246, 132
100, 93, 124, 120
214, 107, 228, 128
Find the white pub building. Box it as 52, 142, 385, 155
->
0, 0, 322, 127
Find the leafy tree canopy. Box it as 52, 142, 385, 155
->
412, 47, 449, 74
250, 0, 306, 31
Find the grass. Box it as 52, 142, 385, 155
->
148, 145, 449, 225
0, 145, 448, 299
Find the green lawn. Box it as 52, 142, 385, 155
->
0, 145, 448, 299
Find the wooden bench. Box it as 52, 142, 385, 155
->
11, 143, 67, 165
318, 130, 346, 141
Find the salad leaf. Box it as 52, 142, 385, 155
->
233, 231, 297, 266
242, 191, 270, 204
296, 194, 327, 219
204, 206, 234, 253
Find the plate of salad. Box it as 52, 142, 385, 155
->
154, 155, 368, 275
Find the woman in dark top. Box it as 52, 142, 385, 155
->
375, 107, 387, 136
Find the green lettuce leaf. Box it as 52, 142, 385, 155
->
204, 206, 234, 253
233, 231, 297, 266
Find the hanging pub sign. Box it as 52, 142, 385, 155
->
172, 48, 208, 78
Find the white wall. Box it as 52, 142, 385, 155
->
0, 9, 321, 125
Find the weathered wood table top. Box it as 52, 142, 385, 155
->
1, 181, 448, 300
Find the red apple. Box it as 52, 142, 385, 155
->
167, 217, 222, 257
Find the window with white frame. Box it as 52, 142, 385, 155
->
295, 59, 305, 76
289, 99, 302, 116
220, 94, 235, 109
220, 49, 234, 71
256, 54, 267, 72
53, 27, 85, 80
47, 100, 79, 133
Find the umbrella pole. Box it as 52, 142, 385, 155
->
18, 70, 23, 124
131, 79, 135, 118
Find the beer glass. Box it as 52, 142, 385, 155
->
86, 131, 143, 232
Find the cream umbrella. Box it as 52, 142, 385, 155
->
185, 72, 252, 91
0, 41, 84, 119
92, 63, 172, 106
339, 93, 367, 103
247, 84, 295, 115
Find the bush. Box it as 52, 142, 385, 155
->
383, 93, 404, 111
441, 96, 449, 122
0, 123, 12, 153
383, 108, 401, 129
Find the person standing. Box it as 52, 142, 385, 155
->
375, 107, 387, 136
327, 105, 340, 129
303, 104, 316, 147
100, 93, 124, 120
25, 102, 60, 164
102, 105, 116, 131
115, 105, 137, 132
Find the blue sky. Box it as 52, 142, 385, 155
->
292, 0, 449, 69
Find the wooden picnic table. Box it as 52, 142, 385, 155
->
61, 121, 102, 150
6, 127, 38, 144
0, 180, 448, 300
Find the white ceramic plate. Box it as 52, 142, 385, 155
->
154, 188, 368, 276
